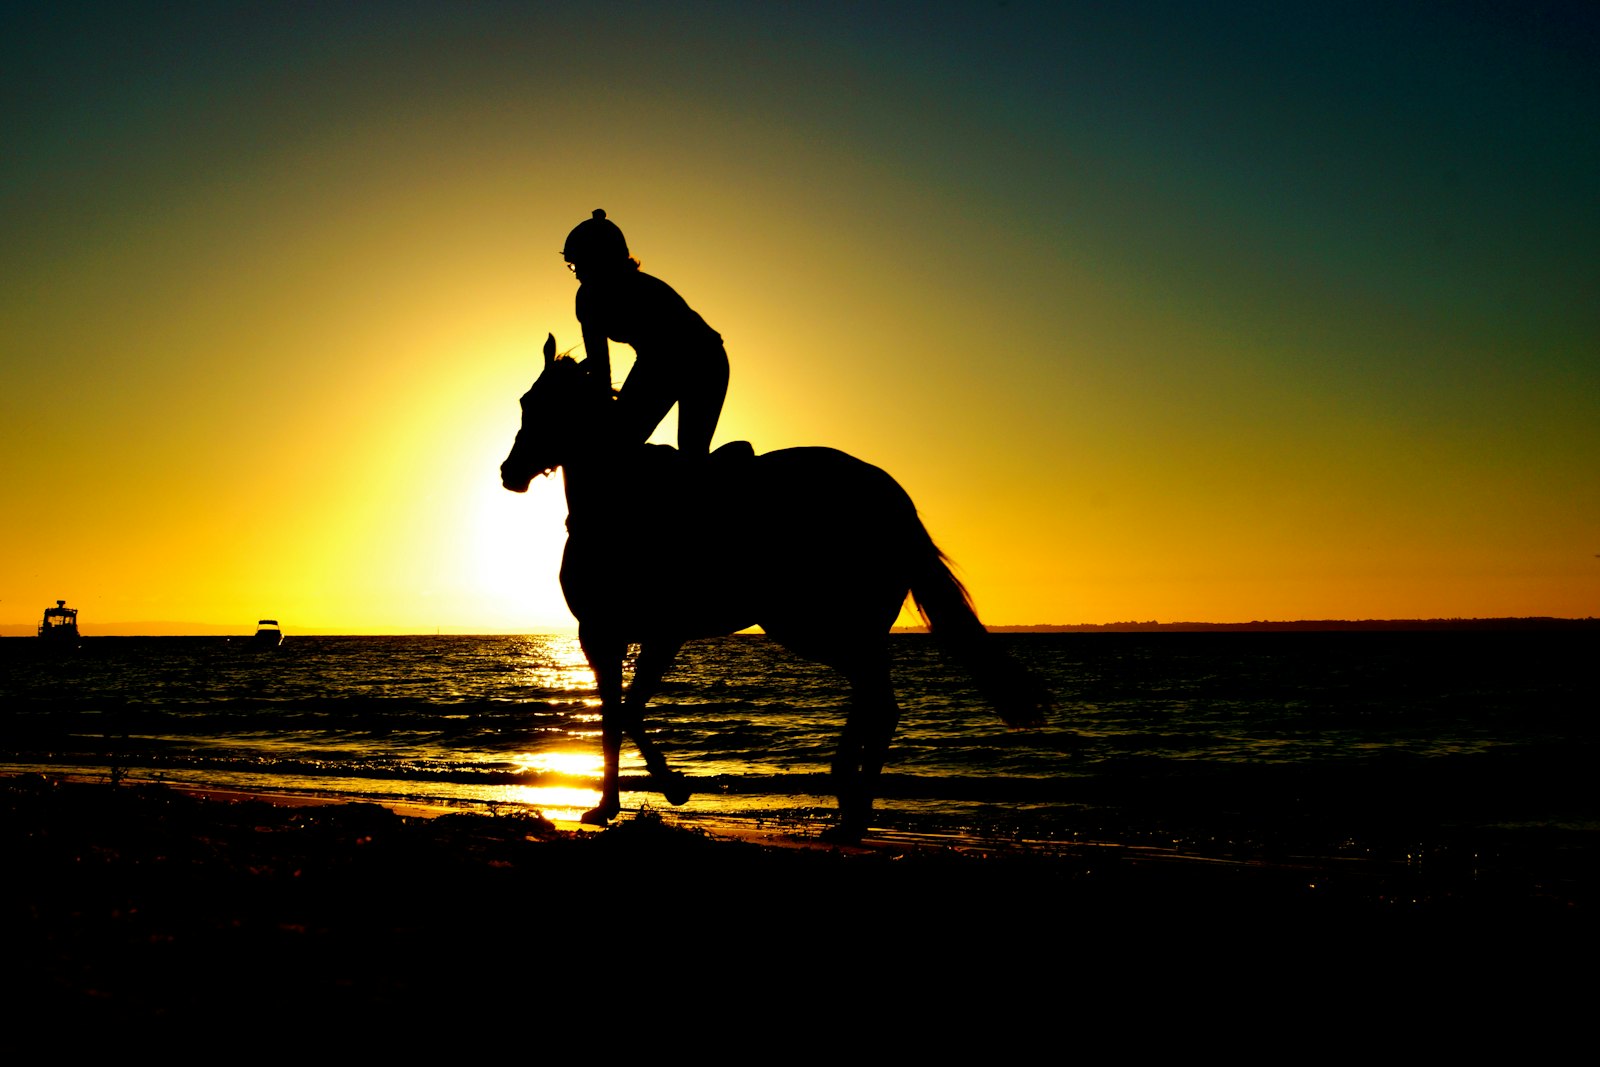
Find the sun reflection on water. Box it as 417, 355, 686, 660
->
518, 636, 595, 694
512, 750, 601, 777
501, 784, 602, 823
503, 749, 604, 821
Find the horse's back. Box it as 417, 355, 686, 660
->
744, 446, 927, 641
749, 446, 919, 542
561, 443, 928, 645
753, 446, 916, 511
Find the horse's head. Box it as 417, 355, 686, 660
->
500, 333, 593, 492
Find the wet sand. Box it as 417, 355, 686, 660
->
6, 773, 1593, 1028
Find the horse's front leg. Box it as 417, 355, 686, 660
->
580, 631, 626, 826
622, 639, 691, 806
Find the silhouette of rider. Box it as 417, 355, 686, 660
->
563, 210, 729, 456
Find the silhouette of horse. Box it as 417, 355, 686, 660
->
501, 334, 1048, 841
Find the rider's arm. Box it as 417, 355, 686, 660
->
575, 284, 613, 396
581, 322, 612, 395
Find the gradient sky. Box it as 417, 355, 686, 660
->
4, 2, 1597, 634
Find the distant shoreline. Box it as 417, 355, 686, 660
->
915, 617, 1600, 633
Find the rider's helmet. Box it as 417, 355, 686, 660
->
563, 209, 629, 266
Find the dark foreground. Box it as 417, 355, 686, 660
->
5, 775, 1594, 1030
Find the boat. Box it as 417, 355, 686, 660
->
38, 600, 79, 641
250, 619, 283, 648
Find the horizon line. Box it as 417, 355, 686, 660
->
4, 615, 1596, 637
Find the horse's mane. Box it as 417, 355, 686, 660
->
552, 353, 618, 401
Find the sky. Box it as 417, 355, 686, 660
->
3, 1, 1597, 634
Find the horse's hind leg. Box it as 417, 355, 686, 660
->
621, 639, 693, 806
825, 662, 901, 843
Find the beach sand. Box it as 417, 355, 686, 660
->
6, 773, 1592, 1029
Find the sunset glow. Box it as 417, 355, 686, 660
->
4, 4, 1596, 635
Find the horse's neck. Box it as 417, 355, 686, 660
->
560, 443, 638, 526
560, 457, 604, 518
557, 390, 625, 512
562, 443, 684, 533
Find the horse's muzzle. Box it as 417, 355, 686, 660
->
500, 460, 532, 493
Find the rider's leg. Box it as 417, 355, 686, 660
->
616, 357, 678, 447
676, 345, 728, 456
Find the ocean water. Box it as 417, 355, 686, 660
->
1, 632, 1594, 852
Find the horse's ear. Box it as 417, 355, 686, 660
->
543, 333, 557, 367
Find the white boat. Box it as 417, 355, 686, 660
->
38, 600, 79, 641
250, 619, 283, 648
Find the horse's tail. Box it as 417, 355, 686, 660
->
908, 526, 1052, 728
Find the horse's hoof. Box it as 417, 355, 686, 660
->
657, 773, 692, 806
580, 807, 614, 826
